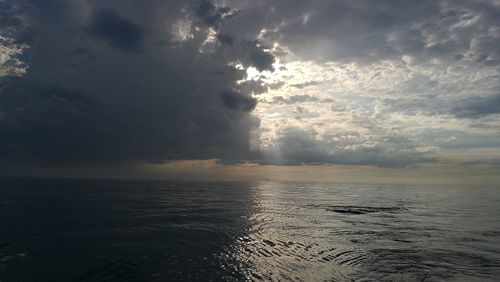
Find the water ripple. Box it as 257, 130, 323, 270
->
1, 179, 499, 281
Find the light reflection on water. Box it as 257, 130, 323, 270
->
1, 178, 499, 281
221, 182, 500, 281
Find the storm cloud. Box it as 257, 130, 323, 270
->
0, 0, 499, 173
87, 8, 144, 52
0, 0, 268, 167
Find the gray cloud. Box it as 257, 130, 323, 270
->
452, 94, 500, 118
414, 128, 500, 150
266, 95, 334, 105
220, 90, 257, 112
237, 79, 267, 95
0, 0, 262, 166
195, 0, 237, 29
290, 81, 321, 89
216, 0, 499, 69
88, 8, 144, 52
262, 128, 436, 168
239, 40, 275, 72
0, 0, 499, 173
384, 92, 500, 119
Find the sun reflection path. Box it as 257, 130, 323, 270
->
218, 182, 370, 281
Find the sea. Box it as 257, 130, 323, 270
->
0, 178, 499, 281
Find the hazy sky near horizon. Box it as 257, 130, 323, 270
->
1, 0, 499, 183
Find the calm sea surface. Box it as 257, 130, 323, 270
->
1, 178, 499, 281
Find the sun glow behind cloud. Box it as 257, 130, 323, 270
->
1, 0, 499, 184
238, 39, 500, 169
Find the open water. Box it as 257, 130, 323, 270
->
1, 178, 499, 281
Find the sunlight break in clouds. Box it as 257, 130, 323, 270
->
0, 0, 499, 185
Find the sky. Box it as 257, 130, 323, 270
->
0, 0, 499, 185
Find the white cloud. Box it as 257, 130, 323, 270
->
245, 36, 499, 167
0, 35, 28, 77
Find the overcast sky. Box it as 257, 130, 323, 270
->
1, 0, 499, 184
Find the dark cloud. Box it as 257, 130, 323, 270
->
195, 0, 237, 29
220, 90, 257, 112
88, 9, 144, 52
0, 0, 498, 173
221, 0, 500, 67
0, 0, 261, 167
452, 94, 500, 118
237, 79, 267, 95
240, 40, 275, 72
72, 47, 98, 62
217, 34, 235, 46
0, 0, 31, 43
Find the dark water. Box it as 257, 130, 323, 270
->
1, 178, 499, 281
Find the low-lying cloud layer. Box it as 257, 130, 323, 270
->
0, 0, 499, 176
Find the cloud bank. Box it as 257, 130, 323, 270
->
0, 0, 272, 167
0, 0, 499, 174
